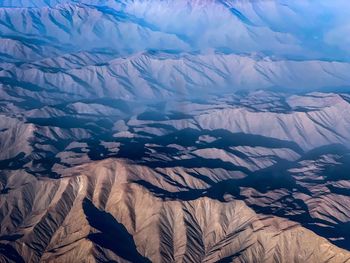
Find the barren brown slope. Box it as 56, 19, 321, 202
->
1, 159, 350, 263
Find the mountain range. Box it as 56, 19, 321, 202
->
1, 1, 350, 262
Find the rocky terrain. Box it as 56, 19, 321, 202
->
1, 1, 350, 262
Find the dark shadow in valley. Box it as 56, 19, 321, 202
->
0, 234, 23, 242
132, 143, 350, 251
0, 152, 27, 171
115, 128, 304, 166
82, 198, 151, 263
26, 116, 113, 133
0, 244, 25, 263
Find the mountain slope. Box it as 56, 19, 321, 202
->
1, 0, 350, 262
1, 160, 350, 263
